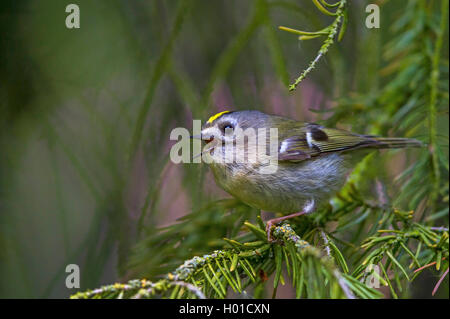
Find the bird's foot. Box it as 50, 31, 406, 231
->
265, 221, 276, 243
265, 211, 307, 243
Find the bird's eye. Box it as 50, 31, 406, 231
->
220, 122, 234, 133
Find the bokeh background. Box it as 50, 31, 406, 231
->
0, 0, 448, 298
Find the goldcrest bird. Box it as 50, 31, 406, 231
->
194, 110, 422, 241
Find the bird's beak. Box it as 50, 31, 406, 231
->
192, 133, 216, 159
191, 134, 214, 143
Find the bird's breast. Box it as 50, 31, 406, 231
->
209, 153, 351, 213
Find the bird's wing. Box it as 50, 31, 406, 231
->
278, 123, 378, 162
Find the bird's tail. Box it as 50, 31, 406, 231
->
365, 136, 424, 149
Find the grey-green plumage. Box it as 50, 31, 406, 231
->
200, 110, 422, 214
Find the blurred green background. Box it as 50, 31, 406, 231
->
0, 0, 448, 298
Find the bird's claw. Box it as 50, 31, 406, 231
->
265, 222, 276, 243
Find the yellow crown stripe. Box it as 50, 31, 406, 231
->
207, 111, 230, 124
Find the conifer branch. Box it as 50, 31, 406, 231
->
279, 0, 347, 91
